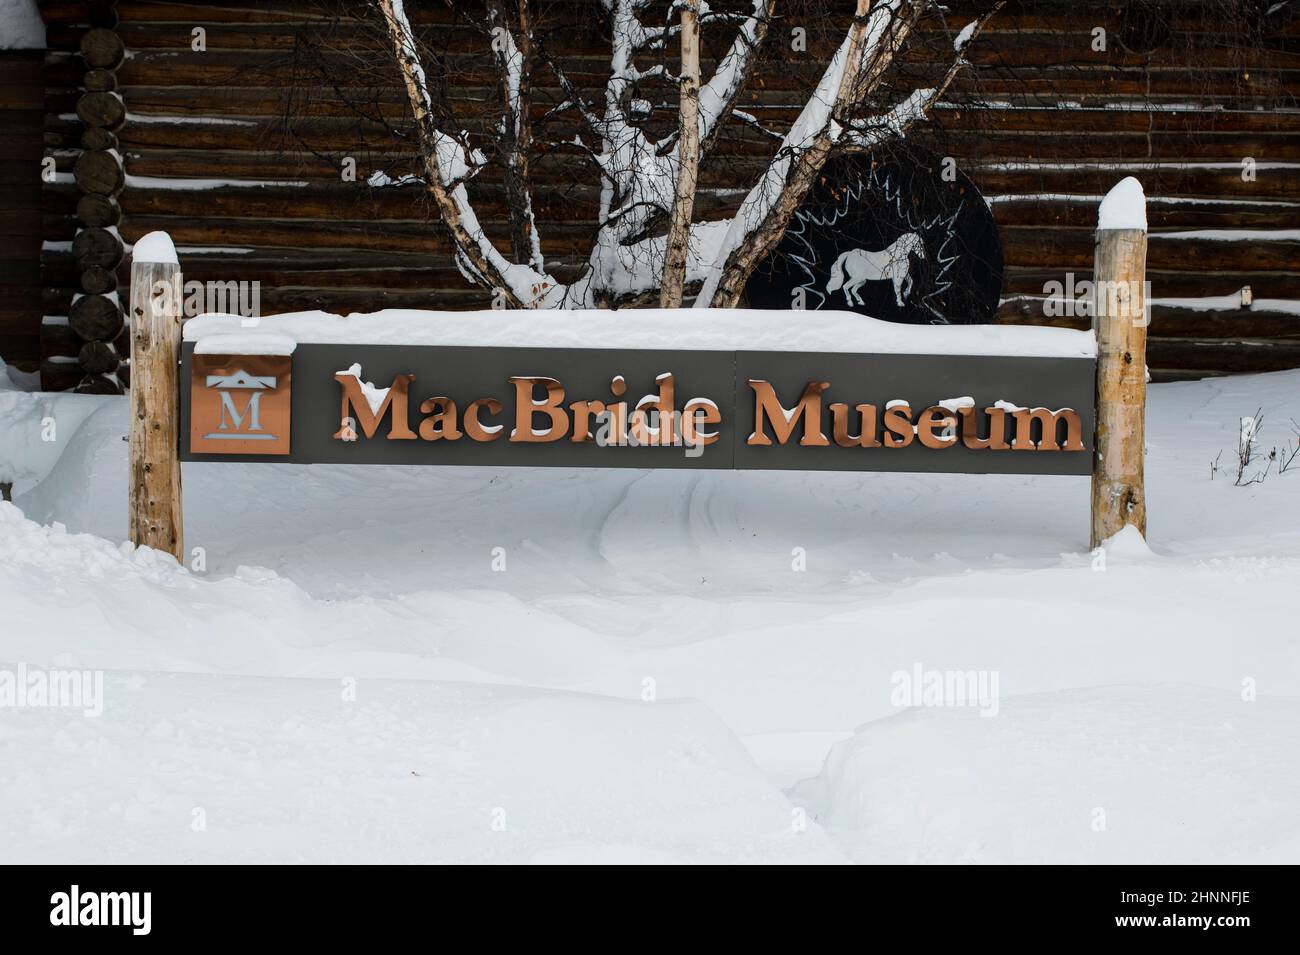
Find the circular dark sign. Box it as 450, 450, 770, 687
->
743, 146, 1003, 325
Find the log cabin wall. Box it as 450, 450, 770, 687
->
34, 0, 1300, 391
0, 46, 45, 371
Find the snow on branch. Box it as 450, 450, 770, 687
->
695, 0, 913, 307
368, 0, 1001, 311
695, 1, 776, 152
841, 3, 1003, 152
488, 0, 545, 272
376, 0, 553, 307
696, 0, 1002, 307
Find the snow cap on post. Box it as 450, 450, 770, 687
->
1097, 176, 1147, 232
132, 230, 179, 265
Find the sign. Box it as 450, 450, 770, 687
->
181, 344, 1094, 476
189, 353, 292, 455
744, 147, 1003, 325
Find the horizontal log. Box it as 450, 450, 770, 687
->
77, 193, 121, 227
111, 108, 1300, 164
99, 221, 1300, 287
39, 310, 78, 345
118, 215, 484, 255
0, 57, 44, 111
43, 56, 86, 89
43, 215, 79, 243
81, 126, 119, 151
111, 33, 1300, 89
76, 90, 126, 130
74, 148, 125, 196
40, 287, 76, 321
39, 1, 119, 28
0, 116, 43, 163
989, 197, 1300, 230
0, 333, 39, 363
68, 292, 123, 341
113, 71, 1300, 120
72, 226, 124, 269
255, 285, 492, 313
0, 207, 42, 238
84, 68, 117, 92
970, 165, 1300, 200
79, 264, 116, 294
116, 215, 1300, 276
1002, 267, 1300, 301
1131, 306, 1300, 342
120, 81, 1300, 136
107, 14, 1300, 64
105, 0, 1300, 37
999, 226, 1300, 271
943, 72, 1300, 105
1147, 369, 1227, 383
41, 184, 80, 216
0, 257, 41, 288
998, 300, 1300, 339
79, 28, 125, 70
41, 256, 80, 289
78, 338, 120, 373
117, 180, 603, 223
934, 106, 1300, 135
43, 246, 1289, 310
115, 259, 589, 292
40, 360, 84, 392
1145, 338, 1300, 374
73, 372, 124, 395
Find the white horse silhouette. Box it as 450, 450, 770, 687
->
825, 232, 926, 307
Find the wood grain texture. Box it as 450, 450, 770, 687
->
128, 258, 183, 560
1091, 228, 1149, 550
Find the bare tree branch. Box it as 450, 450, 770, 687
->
487, 0, 545, 272
841, 2, 1004, 152
376, 0, 552, 307
697, 0, 1001, 308
697, 0, 910, 308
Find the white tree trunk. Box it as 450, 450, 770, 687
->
371, 0, 997, 310
696, 0, 919, 308
660, 1, 701, 308
376, 0, 552, 307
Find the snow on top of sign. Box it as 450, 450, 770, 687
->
336, 363, 389, 415
1097, 177, 1148, 232
184, 308, 1096, 359
131, 230, 178, 265
193, 332, 296, 356
938, 396, 975, 412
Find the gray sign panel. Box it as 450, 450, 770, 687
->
180, 343, 1094, 475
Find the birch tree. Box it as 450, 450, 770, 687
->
372, 0, 1002, 310
660, 0, 701, 309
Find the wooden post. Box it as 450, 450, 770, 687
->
1090, 178, 1149, 549
128, 233, 184, 561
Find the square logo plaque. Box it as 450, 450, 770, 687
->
190, 353, 292, 455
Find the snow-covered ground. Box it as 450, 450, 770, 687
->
2, 359, 1298, 863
